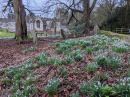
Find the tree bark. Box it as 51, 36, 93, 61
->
126, 0, 130, 28
21, 5, 27, 39
82, 0, 97, 35
83, 0, 90, 34
13, 0, 27, 39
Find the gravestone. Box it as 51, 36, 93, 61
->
93, 24, 99, 35
72, 30, 77, 38
60, 29, 67, 40
32, 29, 37, 44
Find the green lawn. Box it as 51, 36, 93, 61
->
0, 29, 15, 37
0, 29, 45, 37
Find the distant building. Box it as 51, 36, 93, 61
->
0, 10, 69, 33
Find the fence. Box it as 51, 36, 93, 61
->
112, 28, 130, 34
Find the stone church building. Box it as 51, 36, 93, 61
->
0, 9, 69, 34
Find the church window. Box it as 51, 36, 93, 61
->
36, 20, 40, 28
51, 22, 54, 28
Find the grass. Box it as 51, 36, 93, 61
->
0, 29, 45, 37
0, 29, 15, 37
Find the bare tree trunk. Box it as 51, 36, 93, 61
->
13, 0, 22, 38
54, 25, 56, 35
13, 0, 27, 39
126, 0, 130, 28
82, 0, 97, 35
21, 5, 27, 39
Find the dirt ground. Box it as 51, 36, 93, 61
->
0, 37, 60, 69
0, 32, 94, 69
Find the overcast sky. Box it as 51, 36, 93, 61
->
0, 0, 119, 18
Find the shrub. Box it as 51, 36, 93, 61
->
97, 56, 108, 67
85, 47, 92, 54
86, 62, 98, 74
45, 79, 60, 96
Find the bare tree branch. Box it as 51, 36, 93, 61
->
89, 0, 97, 14
57, 0, 83, 13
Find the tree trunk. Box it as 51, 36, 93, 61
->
82, 0, 97, 35
21, 5, 27, 39
126, 0, 130, 28
13, 0, 27, 39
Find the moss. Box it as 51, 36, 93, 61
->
99, 30, 104, 35
105, 32, 111, 36
16, 37, 22, 41
27, 36, 31, 40
99, 30, 130, 40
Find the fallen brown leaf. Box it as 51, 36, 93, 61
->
68, 77, 73, 81
95, 71, 100, 75
86, 75, 90, 79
